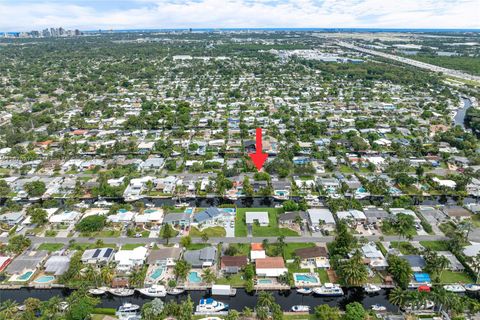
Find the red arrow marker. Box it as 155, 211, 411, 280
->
249, 127, 268, 171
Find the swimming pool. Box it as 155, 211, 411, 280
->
220, 208, 236, 214
188, 271, 202, 283
294, 274, 319, 284
149, 266, 166, 280
184, 207, 194, 214
257, 279, 273, 284
144, 209, 157, 214
34, 275, 55, 284
118, 208, 128, 213
18, 271, 34, 281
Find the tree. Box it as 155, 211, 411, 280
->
65, 288, 99, 320
180, 235, 192, 248
342, 302, 366, 320
338, 250, 368, 286
142, 298, 164, 320
30, 208, 48, 225
201, 268, 216, 285
282, 200, 298, 212
329, 220, 357, 256
24, 181, 46, 197
0, 300, 18, 319
225, 310, 240, 320
7, 234, 31, 254
201, 232, 209, 243
161, 223, 176, 244
174, 260, 191, 281
314, 304, 340, 320
75, 215, 106, 232
387, 256, 413, 289
395, 213, 415, 240
0, 180, 11, 197
243, 176, 253, 196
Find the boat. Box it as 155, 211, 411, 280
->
443, 284, 466, 293
211, 284, 236, 296
175, 202, 190, 208
108, 287, 135, 297
296, 288, 313, 295
291, 305, 310, 312
312, 283, 344, 297
167, 287, 186, 295
404, 300, 435, 311
465, 284, 480, 292
363, 283, 381, 293
116, 303, 140, 317
137, 285, 167, 297
195, 298, 229, 313
371, 304, 386, 312
88, 287, 107, 295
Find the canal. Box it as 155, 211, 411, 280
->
0, 288, 400, 313
454, 97, 472, 128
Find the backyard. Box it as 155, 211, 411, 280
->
235, 208, 299, 237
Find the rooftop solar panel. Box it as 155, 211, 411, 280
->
92, 249, 100, 258
104, 248, 113, 257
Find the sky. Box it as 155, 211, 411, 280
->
0, 0, 479, 32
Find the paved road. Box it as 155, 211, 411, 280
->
338, 41, 480, 83
0, 234, 450, 246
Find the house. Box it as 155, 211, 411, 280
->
246, 211, 269, 226
250, 243, 266, 261
437, 251, 464, 271
114, 246, 148, 272
295, 246, 330, 269
193, 207, 223, 224
0, 212, 24, 226
442, 206, 472, 220
147, 247, 182, 267
361, 242, 388, 270
141, 157, 165, 170
307, 208, 335, 229
363, 206, 389, 224
389, 208, 420, 222
183, 247, 217, 268
278, 211, 308, 225
5, 250, 49, 275
81, 248, 115, 265
401, 255, 426, 272
44, 254, 72, 276
49, 210, 81, 224
336, 210, 366, 224
163, 212, 190, 228
255, 257, 288, 277
107, 210, 136, 224
134, 208, 164, 226
220, 256, 248, 274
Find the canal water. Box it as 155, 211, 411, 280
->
0, 288, 399, 313
454, 97, 472, 128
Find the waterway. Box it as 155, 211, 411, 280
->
0, 288, 400, 312
454, 97, 472, 128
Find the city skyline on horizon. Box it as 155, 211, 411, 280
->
0, 0, 479, 33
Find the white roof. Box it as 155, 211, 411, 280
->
308, 208, 335, 224
49, 211, 81, 223
135, 209, 164, 223
463, 243, 480, 257
250, 250, 266, 261
114, 246, 148, 265
245, 212, 269, 224
108, 211, 136, 223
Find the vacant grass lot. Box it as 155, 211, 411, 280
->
440, 271, 474, 284
37, 243, 64, 252
121, 243, 145, 250
235, 208, 298, 237
190, 226, 226, 238
420, 240, 450, 251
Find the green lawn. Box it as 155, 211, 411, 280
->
190, 226, 226, 238
226, 243, 251, 256
283, 243, 315, 260
185, 243, 210, 250
216, 273, 246, 287
390, 242, 419, 255
317, 269, 330, 284
420, 240, 450, 251
440, 271, 474, 284
37, 243, 64, 252
235, 208, 298, 237
121, 243, 145, 250
471, 215, 480, 228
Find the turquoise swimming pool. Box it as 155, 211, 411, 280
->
294, 274, 319, 283
144, 209, 157, 214
18, 271, 33, 281
118, 208, 128, 213
220, 208, 236, 214
188, 271, 201, 283
34, 275, 55, 283
258, 279, 273, 284
149, 266, 166, 280
184, 208, 194, 214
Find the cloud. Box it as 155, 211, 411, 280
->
0, 0, 478, 32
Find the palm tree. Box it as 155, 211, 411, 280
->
100, 264, 114, 286
0, 300, 18, 319
339, 251, 367, 286
174, 260, 191, 281
257, 291, 275, 309
201, 268, 216, 285
389, 287, 409, 310
432, 288, 449, 313
436, 255, 450, 281
277, 235, 286, 257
